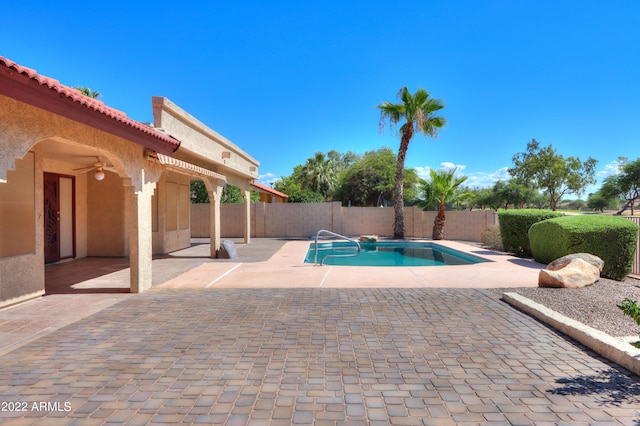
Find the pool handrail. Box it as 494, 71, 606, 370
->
313, 230, 361, 266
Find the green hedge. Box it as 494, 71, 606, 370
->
528, 215, 639, 280
498, 209, 564, 257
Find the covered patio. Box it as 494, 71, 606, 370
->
0, 56, 259, 308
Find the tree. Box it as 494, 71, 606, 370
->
75, 86, 101, 99
417, 178, 438, 211
600, 157, 640, 215
276, 152, 359, 203
468, 187, 502, 211
221, 185, 259, 203
274, 166, 325, 203
300, 152, 338, 200
377, 87, 446, 238
428, 168, 468, 240
327, 150, 360, 171
189, 181, 259, 204
190, 180, 209, 203
333, 147, 418, 207
587, 192, 619, 212
494, 179, 536, 209
508, 139, 597, 211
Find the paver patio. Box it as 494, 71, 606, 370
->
0, 239, 639, 424
1, 287, 639, 425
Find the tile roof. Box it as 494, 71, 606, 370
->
251, 181, 288, 199
0, 55, 180, 154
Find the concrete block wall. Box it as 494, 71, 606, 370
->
191, 203, 498, 242
341, 207, 395, 236
264, 203, 334, 238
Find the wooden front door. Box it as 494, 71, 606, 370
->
44, 173, 60, 264
44, 173, 76, 264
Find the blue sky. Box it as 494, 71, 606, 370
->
3, 1, 639, 196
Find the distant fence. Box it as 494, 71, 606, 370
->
624, 217, 640, 276
191, 202, 498, 242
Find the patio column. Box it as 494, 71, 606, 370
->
208, 182, 223, 258
243, 186, 251, 244
126, 179, 156, 293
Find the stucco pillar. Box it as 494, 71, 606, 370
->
208, 183, 223, 258
127, 179, 156, 293
243, 187, 251, 244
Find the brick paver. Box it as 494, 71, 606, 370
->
0, 288, 639, 424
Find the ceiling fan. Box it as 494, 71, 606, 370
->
73, 156, 115, 181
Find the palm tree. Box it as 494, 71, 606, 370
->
75, 87, 101, 99
430, 168, 468, 240
301, 152, 337, 200
377, 87, 446, 238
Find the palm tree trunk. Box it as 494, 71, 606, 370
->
393, 127, 413, 239
432, 202, 446, 240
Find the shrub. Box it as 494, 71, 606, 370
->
617, 298, 640, 348
498, 209, 563, 257
529, 215, 639, 280
480, 225, 503, 251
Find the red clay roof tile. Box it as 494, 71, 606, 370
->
0, 55, 180, 153
251, 181, 288, 199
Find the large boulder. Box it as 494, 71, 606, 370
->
538, 253, 603, 288
547, 253, 604, 272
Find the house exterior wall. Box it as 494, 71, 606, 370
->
0, 81, 261, 305
0, 93, 165, 306
191, 203, 498, 241
151, 97, 259, 183
0, 151, 43, 307
87, 172, 127, 256
152, 171, 191, 254
258, 192, 287, 203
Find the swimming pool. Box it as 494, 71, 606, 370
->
305, 241, 490, 266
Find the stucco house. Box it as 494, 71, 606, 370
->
251, 182, 288, 203
0, 56, 259, 308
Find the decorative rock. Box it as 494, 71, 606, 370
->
539, 254, 603, 288
547, 253, 604, 273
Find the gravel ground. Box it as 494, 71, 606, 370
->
487, 276, 640, 337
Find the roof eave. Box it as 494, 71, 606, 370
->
0, 60, 180, 155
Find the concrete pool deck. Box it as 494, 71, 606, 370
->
158, 239, 544, 290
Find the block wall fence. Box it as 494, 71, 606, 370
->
191, 202, 499, 242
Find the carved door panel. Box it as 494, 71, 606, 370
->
44, 173, 60, 264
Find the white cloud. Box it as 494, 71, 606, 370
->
257, 172, 278, 186
413, 166, 432, 180
465, 167, 511, 189
438, 162, 466, 173
414, 162, 467, 181
580, 159, 625, 197
414, 162, 506, 188
596, 159, 623, 179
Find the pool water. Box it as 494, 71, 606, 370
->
305, 241, 490, 266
